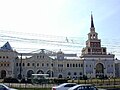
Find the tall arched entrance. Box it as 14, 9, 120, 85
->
95, 63, 104, 78
1, 70, 6, 79
27, 70, 34, 78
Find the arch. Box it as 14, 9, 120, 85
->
58, 74, 63, 78
37, 70, 44, 74
95, 63, 104, 78
1, 70, 6, 79
46, 70, 54, 77
27, 70, 34, 78
68, 72, 71, 76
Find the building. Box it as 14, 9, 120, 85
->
15, 49, 83, 79
81, 14, 115, 78
0, 42, 18, 78
0, 14, 119, 79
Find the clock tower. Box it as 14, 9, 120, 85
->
81, 14, 115, 78
82, 14, 106, 55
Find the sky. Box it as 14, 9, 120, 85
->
0, 0, 120, 59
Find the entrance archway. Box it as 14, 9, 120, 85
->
27, 70, 34, 78
95, 63, 104, 78
58, 74, 63, 78
1, 70, 6, 79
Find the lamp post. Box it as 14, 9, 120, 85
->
19, 54, 22, 82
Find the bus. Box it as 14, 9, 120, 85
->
31, 74, 50, 84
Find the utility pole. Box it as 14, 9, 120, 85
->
19, 54, 22, 81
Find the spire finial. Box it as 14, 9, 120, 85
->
91, 12, 94, 28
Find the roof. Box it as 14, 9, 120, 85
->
49, 56, 80, 60
0, 42, 13, 51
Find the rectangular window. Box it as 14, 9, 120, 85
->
67, 64, 69, 67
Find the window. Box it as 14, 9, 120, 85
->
73, 64, 75, 67
7, 64, 9, 67
80, 72, 82, 75
47, 63, 49, 66
27, 63, 30, 66
68, 72, 71, 75
88, 48, 91, 52
37, 63, 39, 66
3, 56, 5, 58
74, 72, 77, 75
6, 56, 8, 58
81, 64, 83, 67
16, 63, 18, 66
1, 64, 3, 66
64, 84, 76, 87
67, 64, 69, 67
51, 63, 53, 67
4, 64, 6, 66
22, 63, 25, 66
19, 63, 21, 66
42, 63, 44, 66
32, 63, 35, 66
76, 64, 78, 67
37, 56, 39, 58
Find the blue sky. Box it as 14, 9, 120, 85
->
0, 0, 120, 59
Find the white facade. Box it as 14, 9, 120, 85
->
14, 50, 83, 79
0, 14, 119, 79
0, 42, 18, 78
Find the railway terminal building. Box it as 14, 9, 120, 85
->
0, 14, 119, 79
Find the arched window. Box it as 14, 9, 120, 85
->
74, 72, 77, 75
27, 63, 30, 66
68, 72, 71, 76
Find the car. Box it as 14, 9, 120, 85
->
0, 84, 18, 90
52, 83, 77, 90
68, 84, 98, 90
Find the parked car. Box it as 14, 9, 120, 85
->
52, 83, 77, 90
68, 84, 98, 90
0, 84, 18, 90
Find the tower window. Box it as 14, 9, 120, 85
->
93, 34, 95, 39
88, 48, 90, 52
103, 48, 106, 52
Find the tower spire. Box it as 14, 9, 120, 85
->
91, 13, 94, 28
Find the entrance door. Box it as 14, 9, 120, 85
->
95, 63, 104, 78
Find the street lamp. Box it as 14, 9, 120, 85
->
19, 54, 22, 82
